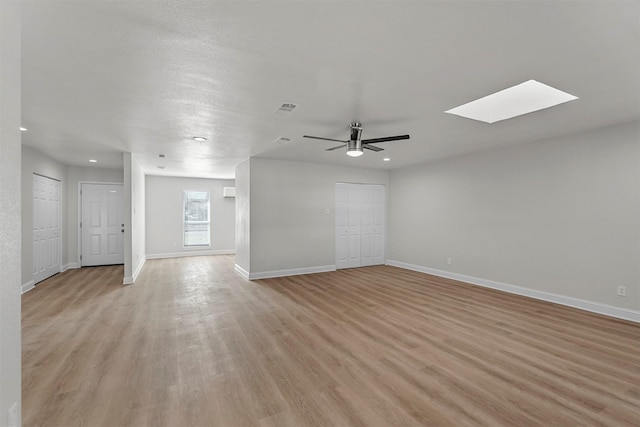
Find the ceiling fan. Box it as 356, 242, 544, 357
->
303, 122, 410, 157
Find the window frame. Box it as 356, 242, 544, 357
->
182, 190, 211, 248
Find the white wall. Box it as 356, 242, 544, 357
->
21, 146, 68, 285
129, 154, 146, 282
145, 175, 235, 257
123, 153, 133, 282
235, 159, 250, 275
67, 165, 123, 267
248, 158, 389, 275
0, 2, 21, 424
389, 121, 640, 313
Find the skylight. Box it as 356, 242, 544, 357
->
445, 80, 578, 124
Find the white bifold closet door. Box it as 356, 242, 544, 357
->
32, 174, 61, 284
335, 183, 385, 269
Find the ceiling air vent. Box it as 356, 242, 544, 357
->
274, 137, 292, 144
274, 102, 298, 116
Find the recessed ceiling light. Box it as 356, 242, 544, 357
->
383, 158, 391, 162
20, 127, 27, 132
445, 80, 578, 124
192, 136, 207, 142
89, 159, 97, 163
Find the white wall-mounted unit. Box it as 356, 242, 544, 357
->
223, 187, 236, 198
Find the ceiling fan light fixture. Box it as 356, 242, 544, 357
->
346, 139, 363, 157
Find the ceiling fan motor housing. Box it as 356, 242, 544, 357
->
350, 122, 363, 142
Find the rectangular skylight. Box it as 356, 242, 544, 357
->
445, 80, 578, 124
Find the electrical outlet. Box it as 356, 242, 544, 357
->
447, 257, 452, 265
8, 402, 17, 427
617, 286, 626, 297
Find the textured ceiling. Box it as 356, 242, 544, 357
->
21, 1, 640, 179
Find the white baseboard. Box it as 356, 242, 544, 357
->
123, 256, 147, 285
146, 249, 235, 260
23, 263, 78, 293
21, 280, 35, 294
386, 260, 640, 323
62, 263, 79, 272
247, 265, 336, 280
234, 264, 250, 280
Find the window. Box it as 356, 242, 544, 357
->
183, 190, 210, 247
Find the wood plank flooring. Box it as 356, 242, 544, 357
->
22, 255, 639, 426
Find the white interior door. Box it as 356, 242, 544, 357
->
335, 183, 385, 269
360, 185, 374, 266
370, 185, 385, 266
347, 184, 362, 268
33, 174, 61, 284
335, 183, 349, 269
81, 183, 124, 266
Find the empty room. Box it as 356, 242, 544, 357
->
1, 1, 638, 426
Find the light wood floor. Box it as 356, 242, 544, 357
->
23, 256, 639, 426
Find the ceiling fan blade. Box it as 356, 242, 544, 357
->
303, 135, 349, 143
326, 144, 346, 151
363, 144, 384, 152
362, 134, 410, 144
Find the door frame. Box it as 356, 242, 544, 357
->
77, 181, 124, 266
